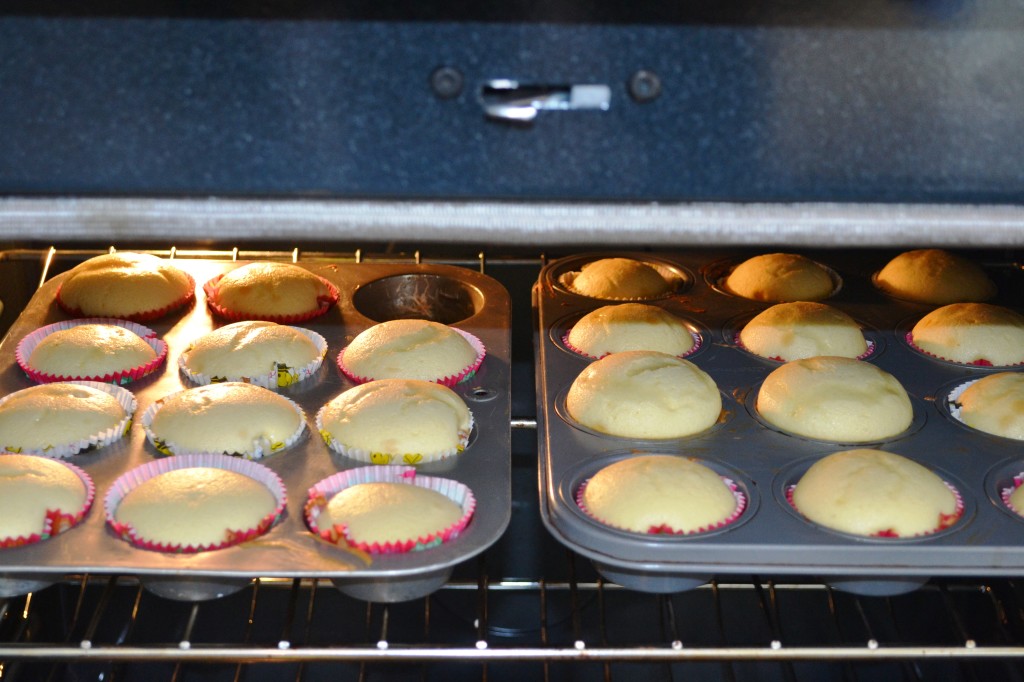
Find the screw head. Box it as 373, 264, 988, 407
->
628, 70, 662, 103
430, 66, 464, 99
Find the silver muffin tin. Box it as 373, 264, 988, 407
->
0, 255, 510, 602
535, 251, 1024, 596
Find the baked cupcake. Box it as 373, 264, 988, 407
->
318, 379, 472, 465
578, 455, 744, 535
910, 303, 1024, 366
143, 382, 305, 459
756, 356, 913, 443
565, 350, 721, 439
738, 302, 868, 361
0, 382, 135, 458
875, 249, 996, 305
560, 258, 677, 300
338, 319, 485, 386
565, 304, 697, 358
56, 252, 194, 320
0, 454, 94, 548
951, 372, 1024, 440
305, 465, 475, 554
723, 253, 835, 302
18, 319, 166, 384
791, 449, 961, 537
179, 320, 326, 389
204, 262, 339, 321
106, 454, 285, 552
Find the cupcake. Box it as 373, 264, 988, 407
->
565, 304, 697, 358
179, 320, 326, 389
318, 379, 472, 465
338, 319, 485, 386
723, 253, 835, 302
951, 372, 1024, 440
738, 302, 867, 361
875, 249, 996, 305
143, 382, 305, 459
791, 449, 961, 537
305, 465, 475, 554
56, 252, 195, 320
560, 258, 676, 300
578, 455, 744, 534
204, 262, 338, 321
0, 454, 94, 548
566, 350, 721, 439
0, 382, 135, 458
756, 356, 913, 443
910, 303, 1024, 366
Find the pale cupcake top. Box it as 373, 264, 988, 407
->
875, 249, 996, 305
756, 356, 912, 443
342, 319, 478, 383
792, 449, 959, 537
181, 321, 320, 380
320, 379, 471, 461
956, 373, 1024, 440
58, 252, 192, 318
317, 481, 463, 545
739, 302, 867, 361
567, 303, 695, 357
0, 454, 88, 540
566, 350, 721, 439
563, 258, 674, 300
582, 455, 738, 534
114, 467, 277, 547
724, 253, 834, 302
911, 303, 1024, 366
0, 383, 127, 453
28, 323, 157, 378
212, 262, 332, 317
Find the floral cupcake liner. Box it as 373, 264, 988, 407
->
0, 457, 95, 549
16, 318, 168, 385
104, 453, 286, 553
336, 329, 486, 388
56, 272, 196, 322
203, 273, 340, 323
305, 465, 476, 554
905, 332, 1023, 368
179, 326, 328, 390
575, 476, 747, 536
141, 388, 307, 460
733, 332, 875, 363
0, 381, 137, 459
562, 328, 702, 361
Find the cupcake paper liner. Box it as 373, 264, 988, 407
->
55, 272, 196, 323
562, 328, 702, 361
575, 476, 747, 536
16, 318, 168, 385
203, 273, 341, 323
0, 457, 95, 549
336, 328, 486, 388
179, 326, 328, 390
1001, 474, 1024, 517
905, 332, 1023, 368
733, 332, 875, 363
141, 388, 307, 460
104, 453, 287, 553
316, 404, 474, 466
0, 381, 137, 459
305, 465, 476, 554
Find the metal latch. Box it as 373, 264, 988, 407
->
480, 80, 611, 123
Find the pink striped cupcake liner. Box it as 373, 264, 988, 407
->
0, 456, 95, 548
1000, 474, 1024, 517
203, 273, 340, 323
179, 326, 328, 390
336, 329, 486, 387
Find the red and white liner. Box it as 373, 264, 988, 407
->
0, 457, 95, 549
305, 465, 476, 554
104, 453, 286, 553
733, 331, 875, 362
575, 476, 747, 536
55, 272, 196, 323
1002, 475, 1024, 517
16, 318, 168, 385
905, 332, 1022, 368
336, 329, 486, 388
203, 273, 340, 323
561, 328, 702, 361
0, 381, 136, 459
179, 326, 328, 390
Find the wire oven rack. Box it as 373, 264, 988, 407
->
1, 246, 1024, 682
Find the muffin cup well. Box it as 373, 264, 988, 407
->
305, 465, 475, 554
0, 457, 95, 549
104, 454, 286, 553
203, 273, 340, 323
55, 273, 196, 322
336, 329, 486, 388
179, 326, 328, 390
16, 318, 168, 385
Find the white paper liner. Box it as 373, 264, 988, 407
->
0, 457, 95, 548
946, 379, 978, 425
0, 381, 137, 459
337, 328, 486, 387
179, 326, 328, 390
141, 385, 307, 460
